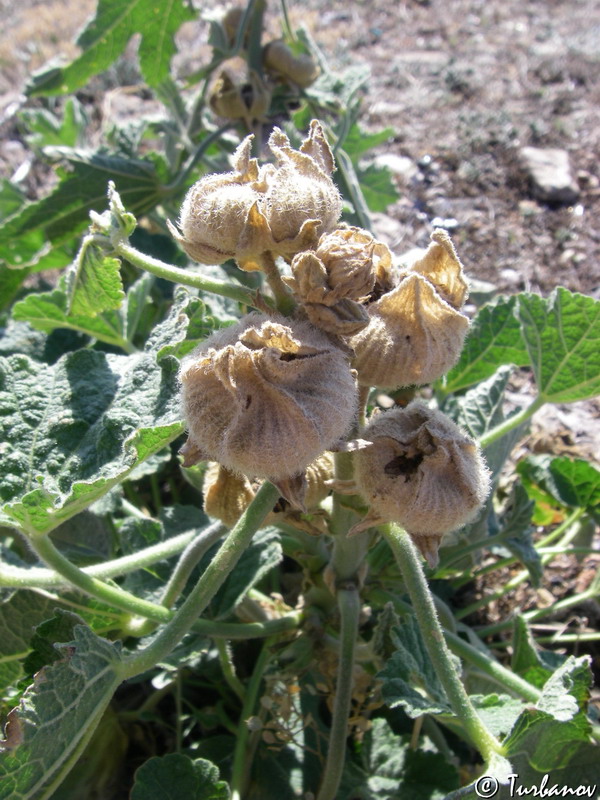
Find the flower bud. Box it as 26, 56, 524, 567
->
180, 313, 357, 481
349, 230, 469, 388
351, 402, 490, 566
263, 40, 319, 88
285, 226, 392, 335
208, 57, 271, 125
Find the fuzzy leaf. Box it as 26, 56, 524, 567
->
0, 625, 123, 800
378, 616, 452, 717
0, 152, 165, 265
342, 123, 395, 162
444, 295, 528, 392
27, 0, 195, 96
19, 98, 87, 149
496, 481, 542, 586
0, 347, 182, 535
131, 754, 229, 800
510, 615, 564, 689
12, 286, 127, 350
516, 288, 600, 403
504, 656, 594, 772
0, 592, 58, 695
66, 239, 125, 317
451, 365, 512, 438
356, 163, 399, 212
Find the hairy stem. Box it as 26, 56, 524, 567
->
160, 522, 227, 608
316, 585, 361, 800
258, 251, 297, 315
115, 240, 270, 309
383, 524, 505, 763
478, 396, 545, 449
329, 451, 368, 582
120, 481, 280, 679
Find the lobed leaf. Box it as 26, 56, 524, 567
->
0, 625, 123, 800
27, 0, 196, 96
444, 295, 528, 393
516, 288, 600, 404
518, 455, 600, 517
65, 238, 125, 318
131, 753, 229, 800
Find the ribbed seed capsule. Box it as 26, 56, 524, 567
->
349, 230, 469, 388
180, 313, 357, 481
208, 57, 271, 126
169, 121, 342, 270
351, 402, 490, 567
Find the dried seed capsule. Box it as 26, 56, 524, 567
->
170, 121, 342, 270
351, 402, 490, 566
349, 230, 469, 387
286, 226, 393, 335
208, 57, 271, 126
222, 6, 247, 47
180, 313, 357, 481
263, 40, 319, 88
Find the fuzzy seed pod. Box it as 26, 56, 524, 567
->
349, 230, 469, 388
208, 57, 271, 126
222, 7, 247, 47
180, 313, 357, 481
351, 402, 490, 566
263, 40, 319, 88
170, 121, 342, 270
285, 226, 393, 335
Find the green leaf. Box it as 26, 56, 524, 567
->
495, 482, 542, 587
19, 98, 87, 148
28, 0, 196, 96
146, 287, 222, 361
65, 238, 125, 318
356, 163, 399, 212
131, 754, 229, 800
339, 718, 459, 800
504, 656, 594, 772
0, 346, 183, 535
0, 624, 123, 800
378, 615, 453, 717
12, 285, 128, 350
451, 365, 513, 438
21, 609, 83, 679
124, 272, 154, 343
444, 295, 529, 393
510, 615, 563, 689
469, 694, 527, 739
211, 527, 282, 619
0, 152, 165, 265
342, 124, 395, 162
516, 288, 600, 403
0, 591, 58, 695
518, 455, 600, 516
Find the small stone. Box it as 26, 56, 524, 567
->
519, 147, 579, 206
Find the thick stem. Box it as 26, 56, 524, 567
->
329, 452, 368, 582
478, 396, 545, 449
120, 481, 280, 679
115, 241, 270, 309
316, 586, 361, 800
383, 524, 505, 763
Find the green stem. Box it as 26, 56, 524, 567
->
329, 452, 368, 582
161, 523, 227, 608
216, 640, 246, 702
115, 240, 270, 309
166, 122, 234, 192
478, 396, 545, 449
316, 586, 361, 800
335, 148, 372, 232
246, 0, 266, 77
120, 481, 280, 679
258, 251, 297, 316
455, 509, 586, 621
383, 524, 505, 762
230, 638, 274, 800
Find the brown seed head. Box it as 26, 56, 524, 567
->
180, 313, 357, 480
263, 40, 320, 88
351, 402, 490, 566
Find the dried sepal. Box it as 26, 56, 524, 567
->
263, 40, 319, 88
350, 402, 490, 567
180, 313, 356, 481
203, 463, 256, 528
349, 229, 469, 388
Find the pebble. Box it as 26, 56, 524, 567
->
519, 146, 579, 206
